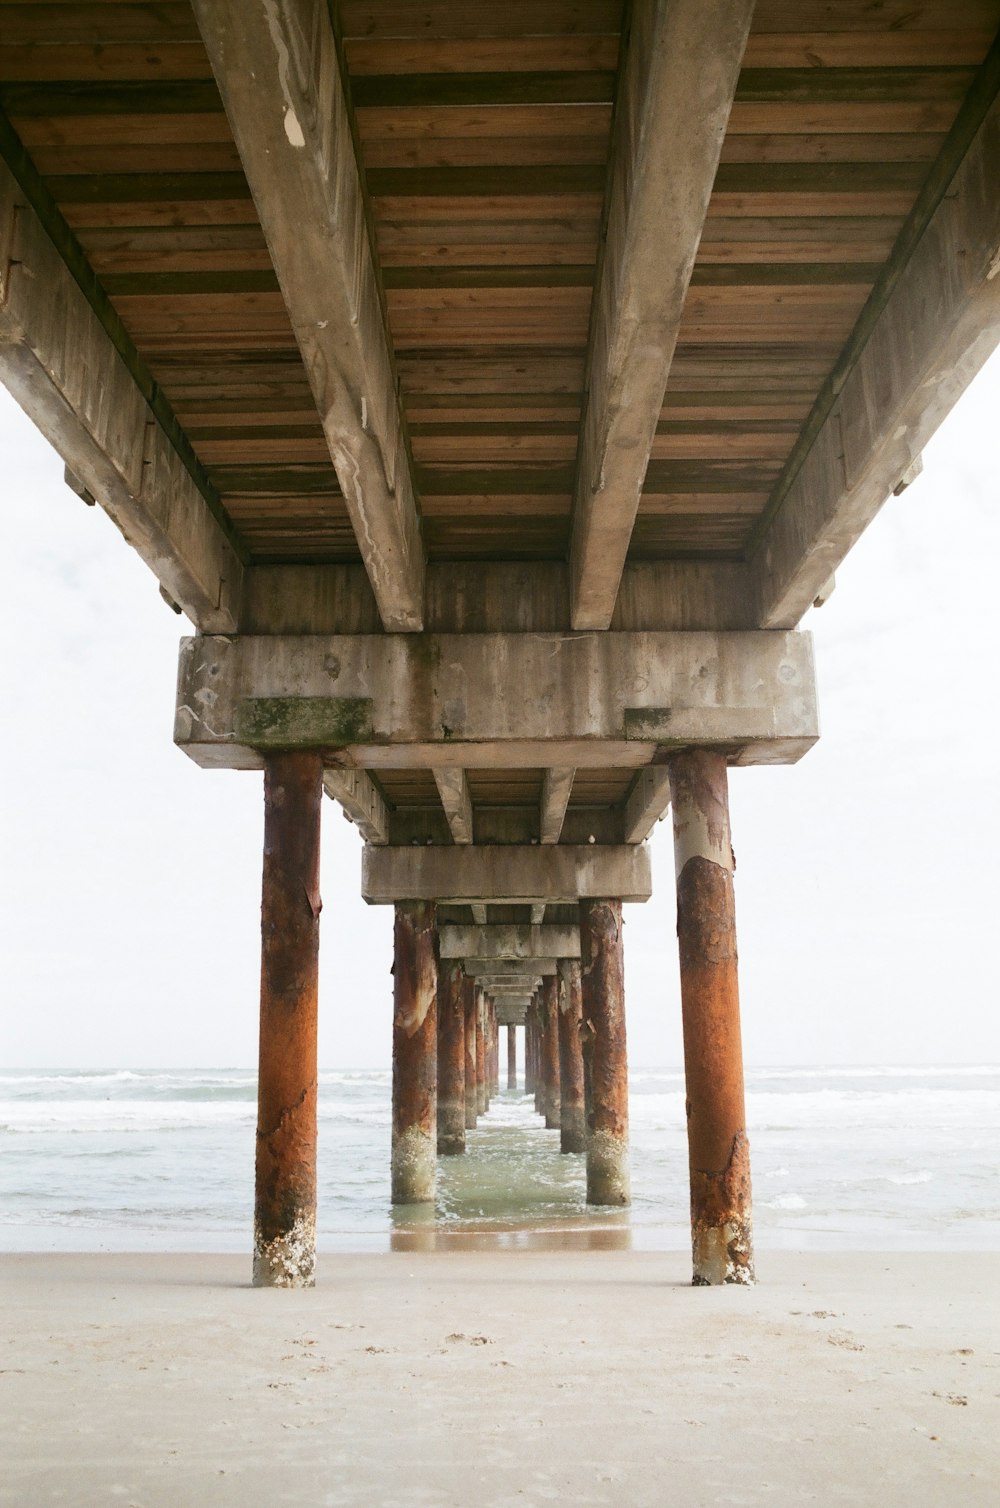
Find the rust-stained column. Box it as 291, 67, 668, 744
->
541, 974, 561, 1130
668, 749, 753, 1286
392, 900, 438, 1204
254, 751, 322, 1289
580, 899, 629, 1205
476, 986, 488, 1115
530, 995, 539, 1115
463, 976, 478, 1129
558, 958, 586, 1154
507, 1023, 517, 1091
437, 960, 466, 1156
524, 998, 536, 1098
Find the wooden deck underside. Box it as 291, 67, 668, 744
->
2, 1, 999, 863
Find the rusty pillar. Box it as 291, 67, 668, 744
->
530, 995, 539, 1115
391, 900, 438, 1204
668, 749, 753, 1286
463, 977, 478, 1129
558, 958, 586, 1154
507, 1023, 517, 1091
491, 1002, 500, 1094
541, 974, 561, 1130
476, 987, 488, 1115
524, 999, 536, 1097
254, 751, 323, 1289
437, 959, 466, 1156
580, 899, 630, 1205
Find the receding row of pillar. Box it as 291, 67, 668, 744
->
251, 747, 753, 1292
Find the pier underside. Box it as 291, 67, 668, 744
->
2, 1, 999, 1284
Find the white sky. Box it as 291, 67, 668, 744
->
2, 353, 998, 1070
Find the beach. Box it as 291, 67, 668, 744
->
1, 1249, 997, 1507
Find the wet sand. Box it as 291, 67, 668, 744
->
2, 1250, 997, 1506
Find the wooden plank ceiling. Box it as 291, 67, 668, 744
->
2, 0, 997, 566
1, 0, 999, 856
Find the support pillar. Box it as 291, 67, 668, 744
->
254, 751, 322, 1288
524, 999, 536, 1097
580, 899, 630, 1205
558, 959, 586, 1154
392, 900, 437, 1203
668, 749, 753, 1286
491, 1002, 500, 1094
463, 977, 478, 1129
437, 960, 466, 1156
507, 1023, 517, 1091
541, 974, 561, 1130
476, 986, 488, 1115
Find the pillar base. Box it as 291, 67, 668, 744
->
252, 1213, 316, 1288
437, 1114, 465, 1156
586, 1129, 630, 1206
692, 1217, 755, 1286
560, 1108, 586, 1155
690, 1129, 754, 1284
391, 1125, 437, 1204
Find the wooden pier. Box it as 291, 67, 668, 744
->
2, 1, 999, 1286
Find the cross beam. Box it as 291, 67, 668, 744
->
440, 925, 580, 961
361, 845, 652, 906
175, 631, 817, 770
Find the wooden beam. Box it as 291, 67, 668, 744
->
191, 0, 425, 631
433, 768, 474, 844
622, 767, 673, 844
752, 81, 1000, 628
0, 155, 242, 631
568, 0, 754, 630
323, 768, 389, 845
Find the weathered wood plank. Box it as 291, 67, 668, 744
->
345, 37, 620, 74
352, 72, 617, 107
339, 1, 624, 38
191, 0, 425, 631
569, 0, 755, 630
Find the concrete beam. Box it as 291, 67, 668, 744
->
192, 0, 424, 632
496, 1004, 529, 1026
361, 845, 652, 906
466, 960, 559, 979
621, 767, 673, 845
477, 979, 543, 994
323, 769, 389, 846
470, 905, 488, 926
569, 0, 754, 630
753, 88, 1000, 628
440, 925, 581, 962
0, 158, 242, 631
175, 631, 818, 771
540, 768, 575, 844
433, 768, 474, 844
529, 905, 547, 926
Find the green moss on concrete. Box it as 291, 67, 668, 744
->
235, 696, 373, 749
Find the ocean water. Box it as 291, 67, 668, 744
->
1, 1066, 998, 1253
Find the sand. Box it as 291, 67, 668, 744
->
1, 1249, 997, 1507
